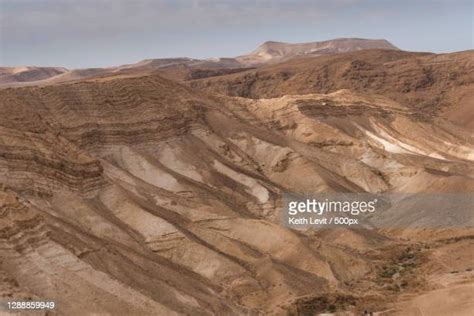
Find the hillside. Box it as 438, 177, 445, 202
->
191, 49, 474, 124
0, 66, 68, 84
0, 48, 473, 315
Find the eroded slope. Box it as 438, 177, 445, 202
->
0, 71, 472, 314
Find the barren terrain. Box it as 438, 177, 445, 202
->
0, 40, 473, 315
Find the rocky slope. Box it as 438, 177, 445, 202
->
0, 48, 473, 315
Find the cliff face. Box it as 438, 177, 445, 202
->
0, 49, 473, 314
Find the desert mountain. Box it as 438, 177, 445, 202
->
190, 49, 474, 117
0, 58, 245, 88
0, 38, 398, 88
0, 45, 473, 314
237, 38, 398, 65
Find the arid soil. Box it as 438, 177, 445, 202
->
0, 43, 473, 315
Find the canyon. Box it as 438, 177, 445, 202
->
0, 39, 473, 315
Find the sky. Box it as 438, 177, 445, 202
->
0, 0, 472, 68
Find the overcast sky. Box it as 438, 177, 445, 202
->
0, 0, 472, 68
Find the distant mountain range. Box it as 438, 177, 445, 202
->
237, 38, 398, 64
0, 38, 398, 87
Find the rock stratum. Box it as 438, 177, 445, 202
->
0, 45, 473, 315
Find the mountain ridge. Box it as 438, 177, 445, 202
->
0, 37, 399, 87
243, 38, 398, 62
